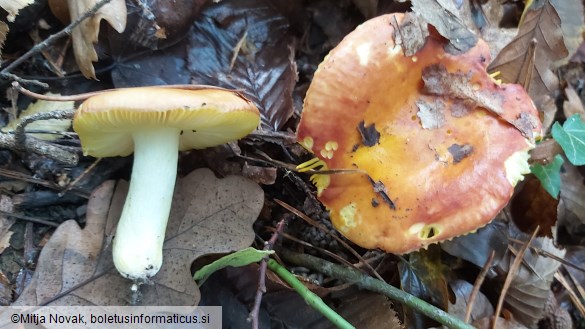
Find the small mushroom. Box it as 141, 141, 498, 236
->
296, 14, 542, 254
73, 86, 260, 280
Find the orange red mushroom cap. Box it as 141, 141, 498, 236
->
296, 13, 542, 254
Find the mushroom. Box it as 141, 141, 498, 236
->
296, 14, 542, 254
73, 86, 260, 280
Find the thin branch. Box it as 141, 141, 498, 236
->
14, 109, 75, 147
0, 133, 78, 165
279, 249, 475, 329
464, 250, 495, 323
266, 258, 355, 329
250, 219, 286, 329
0, 210, 60, 228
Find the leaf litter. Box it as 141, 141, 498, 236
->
14, 169, 263, 306
2, 0, 585, 326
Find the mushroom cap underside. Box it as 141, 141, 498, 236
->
73, 87, 260, 157
296, 13, 541, 254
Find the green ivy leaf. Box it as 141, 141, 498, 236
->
530, 155, 564, 199
193, 247, 274, 284
551, 114, 585, 165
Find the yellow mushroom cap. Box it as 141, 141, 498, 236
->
296, 14, 542, 254
73, 87, 261, 157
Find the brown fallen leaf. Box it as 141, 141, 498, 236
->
560, 162, 585, 226
448, 279, 494, 324
410, 0, 478, 53
422, 63, 540, 139
66, 0, 127, 79
510, 175, 559, 237
496, 226, 565, 328
539, 95, 557, 135
488, 1, 568, 107
15, 168, 263, 306
392, 12, 429, 57
549, 0, 584, 66
187, 0, 297, 130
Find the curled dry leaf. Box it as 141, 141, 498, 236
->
65, 0, 127, 79
14, 168, 263, 306
0, 0, 34, 22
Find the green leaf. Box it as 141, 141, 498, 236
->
531, 155, 564, 199
551, 114, 585, 165
193, 247, 274, 284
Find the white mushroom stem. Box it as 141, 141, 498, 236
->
113, 127, 180, 280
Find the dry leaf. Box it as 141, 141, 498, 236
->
496, 228, 565, 327
15, 168, 264, 306
563, 86, 585, 119
327, 292, 402, 329
422, 63, 540, 139
187, 0, 297, 130
473, 317, 529, 329
0, 0, 34, 22
511, 175, 559, 237
488, 1, 568, 107
68, 0, 127, 79
560, 162, 585, 225
416, 98, 446, 129
393, 12, 429, 57
410, 0, 478, 53
0, 21, 8, 58
550, 0, 584, 65
449, 279, 494, 324
0, 195, 14, 254
540, 95, 557, 134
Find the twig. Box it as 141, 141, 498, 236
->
464, 250, 495, 323
0, 210, 60, 228
59, 158, 102, 197
0, 132, 78, 165
0, 0, 114, 79
554, 271, 585, 317
2, 73, 48, 88
14, 109, 75, 148
250, 219, 286, 329
280, 249, 475, 329
266, 258, 355, 329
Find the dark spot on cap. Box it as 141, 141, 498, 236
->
448, 143, 474, 163
357, 121, 380, 147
